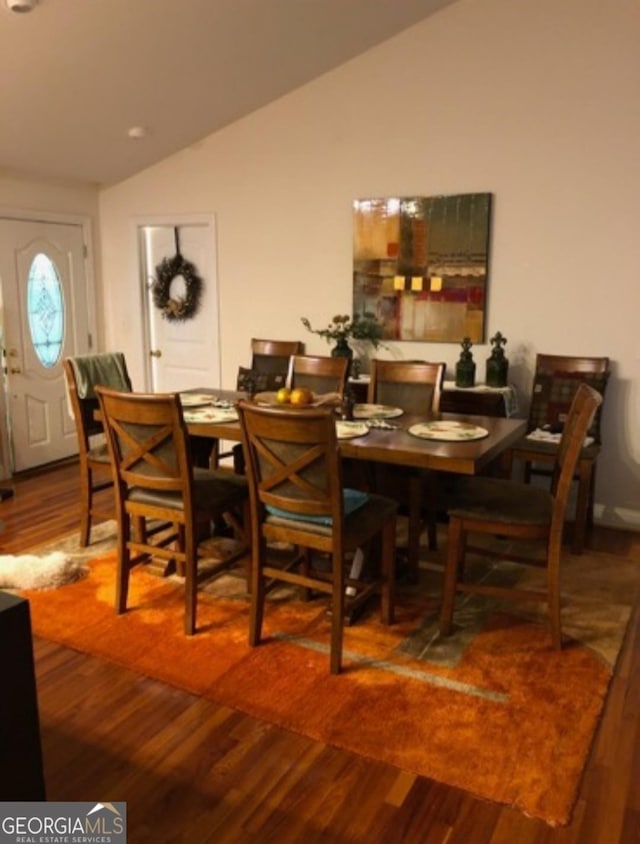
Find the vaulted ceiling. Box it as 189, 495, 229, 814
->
0, 0, 457, 187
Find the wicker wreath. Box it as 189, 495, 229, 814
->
151, 253, 203, 322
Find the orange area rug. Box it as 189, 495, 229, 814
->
24, 547, 634, 826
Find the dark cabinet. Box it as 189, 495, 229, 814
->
349, 378, 511, 418
440, 388, 507, 417
0, 591, 46, 800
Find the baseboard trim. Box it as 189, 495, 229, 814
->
595, 505, 640, 531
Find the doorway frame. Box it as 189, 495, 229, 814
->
0, 207, 97, 480
132, 213, 220, 392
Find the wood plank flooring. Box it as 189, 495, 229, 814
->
1, 461, 639, 843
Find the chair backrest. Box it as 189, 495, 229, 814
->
237, 338, 304, 393
367, 359, 446, 413
64, 353, 132, 446
287, 354, 349, 396
527, 353, 610, 441
251, 338, 303, 371
237, 401, 344, 540
95, 386, 194, 511
550, 382, 603, 532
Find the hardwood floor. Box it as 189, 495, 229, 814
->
1, 461, 639, 843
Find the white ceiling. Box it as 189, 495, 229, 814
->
0, 0, 457, 187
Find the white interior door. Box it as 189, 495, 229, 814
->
0, 218, 91, 472
141, 221, 221, 392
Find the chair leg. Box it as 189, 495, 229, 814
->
547, 545, 563, 649
407, 474, 422, 584
587, 464, 597, 529
330, 552, 345, 675
300, 547, 312, 602
184, 527, 198, 636
249, 542, 266, 647
176, 524, 186, 577
572, 459, 593, 555
440, 517, 465, 637
115, 514, 131, 614
500, 448, 515, 480
79, 465, 92, 548
425, 471, 438, 552
380, 516, 396, 625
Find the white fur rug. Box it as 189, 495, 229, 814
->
0, 552, 88, 590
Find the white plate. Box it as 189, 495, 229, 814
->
180, 393, 214, 408
183, 407, 238, 424
353, 404, 403, 420
408, 421, 489, 442
335, 421, 369, 440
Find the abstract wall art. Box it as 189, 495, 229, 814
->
353, 193, 492, 343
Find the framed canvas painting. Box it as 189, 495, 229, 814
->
353, 193, 492, 343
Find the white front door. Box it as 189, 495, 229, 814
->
0, 218, 92, 472
140, 221, 221, 392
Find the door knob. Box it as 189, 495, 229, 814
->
149, 349, 162, 358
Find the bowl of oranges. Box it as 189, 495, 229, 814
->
253, 388, 341, 409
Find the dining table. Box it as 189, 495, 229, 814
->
184, 388, 528, 621
181, 388, 527, 477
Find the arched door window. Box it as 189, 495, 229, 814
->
27, 252, 65, 368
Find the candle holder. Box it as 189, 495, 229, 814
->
455, 337, 476, 388
485, 331, 509, 388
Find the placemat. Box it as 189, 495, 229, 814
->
335, 421, 369, 440
353, 404, 403, 420
408, 421, 489, 441
182, 407, 238, 424
179, 393, 214, 407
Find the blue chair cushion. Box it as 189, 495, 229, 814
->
266, 488, 368, 525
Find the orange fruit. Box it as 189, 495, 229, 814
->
290, 387, 314, 406
276, 387, 291, 404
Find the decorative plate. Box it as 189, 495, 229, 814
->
179, 393, 214, 408
353, 404, 404, 420
335, 421, 369, 440
408, 421, 489, 441
182, 407, 238, 424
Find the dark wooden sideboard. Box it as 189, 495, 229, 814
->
440, 386, 507, 417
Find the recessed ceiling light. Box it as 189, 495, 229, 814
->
5, 0, 38, 12
127, 126, 147, 140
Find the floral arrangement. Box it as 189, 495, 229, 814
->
301, 313, 386, 349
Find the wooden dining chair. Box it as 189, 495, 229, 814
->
503, 354, 610, 553
440, 383, 602, 649
368, 359, 446, 581
286, 354, 349, 396
237, 400, 397, 674
251, 338, 303, 370
63, 353, 132, 546
235, 338, 304, 395
96, 386, 249, 635
224, 338, 306, 473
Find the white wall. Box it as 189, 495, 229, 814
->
98, 0, 640, 528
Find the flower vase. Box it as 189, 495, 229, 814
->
331, 337, 352, 359
331, 337, 353, 378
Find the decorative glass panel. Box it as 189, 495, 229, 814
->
27, 252, 65, 367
